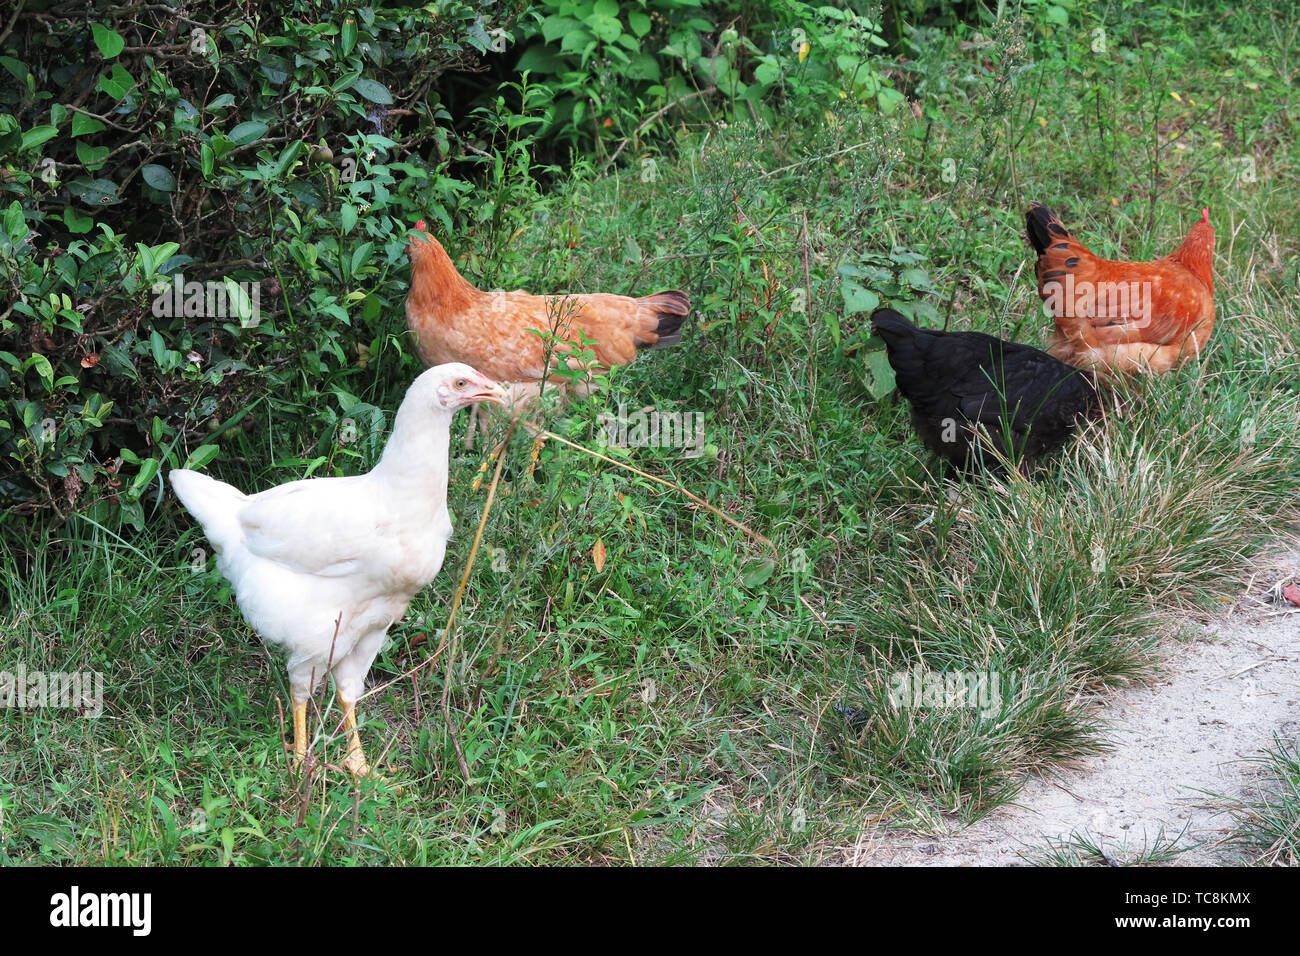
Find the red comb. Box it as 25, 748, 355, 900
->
414, 220, 427, 231
1200, 207, 1209, 223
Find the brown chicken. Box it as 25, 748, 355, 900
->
1026, 203, 1215, 375
405, 222, 689, 403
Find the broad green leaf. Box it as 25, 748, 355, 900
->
352, 78, 392, 104
841, 278, 879, 315
4, 201, 24, 240
63, 206, 93, 232
75, 141, 109, 167
142, 164, 176, 191
67, 177, 121, 206
183, 444, 220, 470
860, 348, 897, 400
740, 558, 776, 588
92, 24, 125, 59
228, 120, 268, 145
586, 14, 622, 44
21, 125, 58, 149
541, 16, 581, 43
98, 64, 135, 100
71, 112, 106, 137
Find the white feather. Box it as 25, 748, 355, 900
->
171, 363, 495, 705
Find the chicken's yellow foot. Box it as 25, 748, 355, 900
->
292, 698, 307, 769
337, 697, 372, 778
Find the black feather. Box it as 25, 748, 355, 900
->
1025, 201, 1071, 255
637, 290, 691, 350
871, 308, 1100, 471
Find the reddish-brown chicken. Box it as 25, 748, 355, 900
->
1027, 203, 1215, 375
405, 222, 689, 402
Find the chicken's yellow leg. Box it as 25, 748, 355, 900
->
337, 697, 372, 778
292, 698, 307, 769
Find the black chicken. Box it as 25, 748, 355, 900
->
871, 308, 1100, 470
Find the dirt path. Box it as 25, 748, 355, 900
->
871, 546, 1300, 866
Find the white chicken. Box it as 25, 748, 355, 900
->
170, 363, 507, 777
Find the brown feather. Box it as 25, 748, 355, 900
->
1026, 203, 1215, 375
405, 228, 690, 387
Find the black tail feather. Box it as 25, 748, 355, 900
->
1025, 201, 1068, 256
640, 290, 690, 350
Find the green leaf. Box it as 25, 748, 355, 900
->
228, 120, 268, 145
349, 241, 373, 276
860, 348, 897, 400
128, 457, 160, 498
628, 11, 651, 37
71, 112, 106, 137
515, 46, 565, 74
26, 353, 54, 388
625, 53, 660, 81
341, 18, 358, 55
0, 56, 28, 84
119, 498, 145, 530
740, 558, 776, 588
76, 141, 110, 167
841, 278, 879, 315
541, 16, 581, 43
4, 201, 24, 240
92, 24, 126, 59
67, 176, 122, 206
586, 14, 622, 44
142, 164, 176, 191
98, 64, 135, 101
331, 71, 360, 93
63, 206, 94, 233
754, 59, 781, 86
21, 125, 58, 149
876, 87, 906, 113
352, 78, 392, 104
183, 444, 220, 470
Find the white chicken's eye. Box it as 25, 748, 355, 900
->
454, 378, 467, 390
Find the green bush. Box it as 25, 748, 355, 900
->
0, 0, 512, 523
510, 1, 903, 151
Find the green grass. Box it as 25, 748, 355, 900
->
1029, 825, 1193, 867
1221, 738, 1300, 866
3, 2, 1300, 864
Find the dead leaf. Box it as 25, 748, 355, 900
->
592, 537, 606, 573
80, 353, 100, 368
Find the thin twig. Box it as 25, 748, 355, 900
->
527, 425, 773, 550
358, 432, 508, 707
438, 420, 517, 783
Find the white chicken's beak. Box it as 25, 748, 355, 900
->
474, 381, 509, 407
